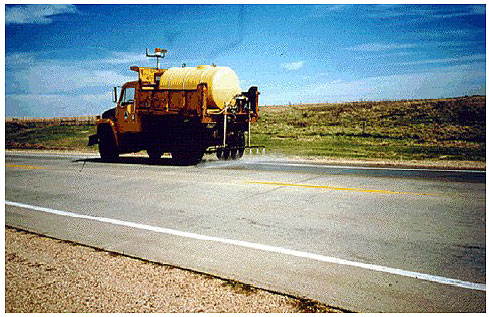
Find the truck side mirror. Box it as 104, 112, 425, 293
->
112, 87, 118, 103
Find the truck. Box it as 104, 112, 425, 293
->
88, 48, 260, 165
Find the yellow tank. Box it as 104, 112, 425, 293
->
158, 65, 242, 109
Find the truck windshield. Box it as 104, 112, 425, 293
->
121, 87, 135, 105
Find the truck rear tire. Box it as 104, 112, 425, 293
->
147, 148, 164, 160
172, 148, 205, 165
216, 148, 223, 160
99, 128, 119, 162
231, 133, 245, 160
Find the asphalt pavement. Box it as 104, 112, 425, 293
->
5, 151, 486, 312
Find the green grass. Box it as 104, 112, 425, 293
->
5, 96, 486, 162
253, 96, 485, 161
6, 123, 97, 151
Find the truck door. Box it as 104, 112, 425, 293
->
116, 83, 141, 133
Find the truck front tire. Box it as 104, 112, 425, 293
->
98, 127, 119, 162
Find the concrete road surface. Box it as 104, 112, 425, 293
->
5, 152, 486, 312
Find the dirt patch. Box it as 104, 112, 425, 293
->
5, 227, 345, 313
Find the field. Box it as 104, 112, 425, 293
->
255, 96, 485, 162
5, 96, 486, 163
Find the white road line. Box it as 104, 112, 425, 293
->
5, 200, 486, 292
250, 162, 485, 173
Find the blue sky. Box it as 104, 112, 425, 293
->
5, 4, 486, 117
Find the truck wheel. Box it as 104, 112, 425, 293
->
147, 148, 164, 160
99, 129, 119, 162
236, 147, 245, 159
216, 148, 223, 160
172, 148, 205, 165
231, 133, 245, 160
222, 148, 231, 160
216, 147, 231, 160
230, 148, 238, 160
230, 147, 243, 160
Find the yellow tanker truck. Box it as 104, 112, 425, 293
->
88, 48, 259, 165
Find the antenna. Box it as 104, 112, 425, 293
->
146, 47, 168, 69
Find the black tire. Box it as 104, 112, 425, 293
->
98, 127, 119, 162
216, 148, 224, 160
230, 147, 238, 160
172, 139, 205, 165
217, 147, 231, 160
231, 147, 245, 160
236, 146, 245, 159
172, 149, 204, 165
222, 148, 231, 160
147, 148, 164, 160
231, 133, 245, 160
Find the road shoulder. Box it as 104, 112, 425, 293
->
5, 226, 345, 313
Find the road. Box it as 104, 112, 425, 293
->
5, 151, 486, 312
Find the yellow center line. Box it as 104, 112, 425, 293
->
245, 181, 439, 196
5, 164, 46, 170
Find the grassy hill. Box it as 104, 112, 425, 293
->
253, 96, 485, 161
5, 96, 486, 162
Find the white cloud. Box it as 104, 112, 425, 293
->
469, 5, 486, 15
396, 54, 485, 66
418, 29, 481, 39
430, 40, 485, 49
10, 63, 133, 94
347, 43, 417, 52
430, 5, 485, 19
309, 4, 350, 18
280, 61, 304, 71
366, 5, 485, 21
6, 93, 112, 117
6, 4, 77, 25
5, 52, 36, 65
6, 52, 136, 94
306, 62, 485, 102
260, 62, 485, 105
5, 51, 137, 116
352, 51, 416, 61
100, 52, 151, 65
